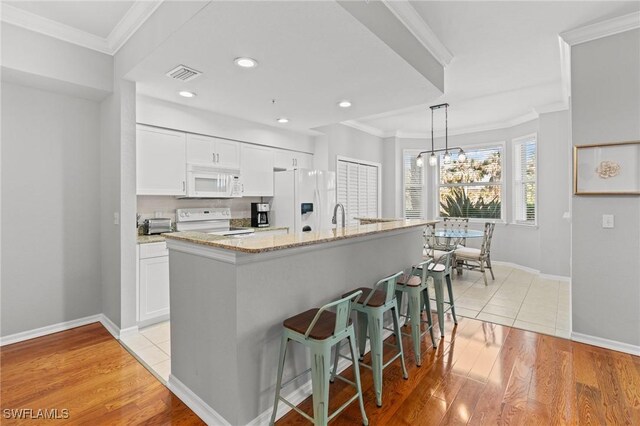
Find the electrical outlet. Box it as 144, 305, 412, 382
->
602, 214, 614, 229
113, 212, 120, 225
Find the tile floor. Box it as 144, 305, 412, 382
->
120, 321, 171, 383
120, 265, 570, 384
438, 263, 571, 338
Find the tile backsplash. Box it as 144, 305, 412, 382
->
137, 196, 269, 225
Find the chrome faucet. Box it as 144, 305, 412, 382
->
332, 203, 346, 229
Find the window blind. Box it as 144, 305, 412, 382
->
514, 136, 537, 223
337, 159, 380, 225
403, 151, 424, 219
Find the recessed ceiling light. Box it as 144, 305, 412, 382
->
234, 57, 258, 68
178, 91, 196, 98
276, 118, 289, 124
338, 100, 352, 108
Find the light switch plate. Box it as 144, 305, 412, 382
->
113, 212, 120, 225
602, 214, 614, 229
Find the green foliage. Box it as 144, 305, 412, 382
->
440, 187, 501, 219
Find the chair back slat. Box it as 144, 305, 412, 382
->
433, 250, 454, 272
480, 222, 496, 256
444, 217, 469, 245
423, 224, 436, 257
304, 291, 362, 338
363, 271, 404, 306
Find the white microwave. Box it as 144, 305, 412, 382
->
184, 164, 242, 198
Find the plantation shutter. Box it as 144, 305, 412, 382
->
336, 159, 381, 225
403, 151, 424, 218
514, 136, 536, 223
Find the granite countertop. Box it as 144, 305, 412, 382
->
137, 226, 289, 244
164, 219, 437, 253
355, 217, 404, 223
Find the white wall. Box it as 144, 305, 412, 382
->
1, 82, 102, 336
570, 29, 640, 348
137, 96, 315, 153
314, 123, 385, 172
392, 112, 571, 276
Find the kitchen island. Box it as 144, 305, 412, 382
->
164, 219, 436, 425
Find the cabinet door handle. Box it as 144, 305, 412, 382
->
242, 184, 244, 193
213, 153, 216, 163
217, 153, 220, 163
182, 181, 186, 192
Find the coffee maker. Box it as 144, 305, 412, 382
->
251, 203, 270, 228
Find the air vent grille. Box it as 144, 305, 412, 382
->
165, 65, 202, 82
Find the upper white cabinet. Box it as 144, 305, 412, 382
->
186, 134, 240, 169
274, 149, 313, 170
241, 144, 275, 196
137, 125, 186, 196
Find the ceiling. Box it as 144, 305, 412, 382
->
5, 1, 638, 136
128, 1, 442, 134
5, 1, 135, 38
354, 1, 640, 135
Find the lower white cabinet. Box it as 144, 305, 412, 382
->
138, 242, 170, 324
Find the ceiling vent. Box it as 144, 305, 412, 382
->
165, 65, 202, 82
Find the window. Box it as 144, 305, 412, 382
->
337, 158, 380, 225
438, 145, 503, 219
513, 134, 537, 224
403, 150, 424, 218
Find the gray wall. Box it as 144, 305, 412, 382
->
391, 112, 571, 276
570, 29, 640, 347
1, 82, 102, 336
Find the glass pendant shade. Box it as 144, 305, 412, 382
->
443, 151, 451, 164
429, 152, 438, 166
458, 149, 466, 162
416, 154, 424, 167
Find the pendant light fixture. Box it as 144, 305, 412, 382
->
416, 103, 466, 167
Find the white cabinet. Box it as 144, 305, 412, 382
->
186, 134, 240, 169
137, 125, 186, 195
241, 144, 275, 196
138, 242, 170, 324
274, 149, 313, 170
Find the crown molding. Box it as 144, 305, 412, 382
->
1, 3, 111, 53
534, 101, 568, 115
340, 120, 387, 138
0, 1, 163, 55
107, 1, 164, 54
560, 11, 640, 46
558, 36, 572, 102
381, 0, 453, 67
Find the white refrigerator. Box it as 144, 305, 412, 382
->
272, 169, 336, 233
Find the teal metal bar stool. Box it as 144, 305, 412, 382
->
424, 250, 457, 336
395, 259, 438, 366
270, 292, 368, 426
335, 271, 408, 407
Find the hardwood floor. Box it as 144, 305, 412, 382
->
1, 317, 638, 425
0, 323, 204, 425
276, 313, 640, 425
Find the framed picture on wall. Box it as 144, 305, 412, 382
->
573, 140, 640, 195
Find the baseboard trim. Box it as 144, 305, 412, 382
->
167, 374, 231, 426
98, 314, 121, 339
539, 273, 571, 283
491, 261, 571, 282
0, 314, 103, 346
118, 325, 139, 339
571, 332, 640, 356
